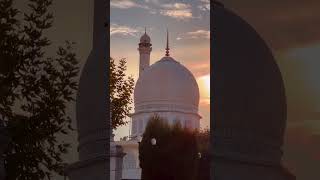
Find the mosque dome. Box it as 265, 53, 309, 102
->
134, 56, 200, 114
212, 4, 287, 165
140, 33, 151, 43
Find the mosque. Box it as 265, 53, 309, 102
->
114, 30, 201, 180
64, 1, 295, 180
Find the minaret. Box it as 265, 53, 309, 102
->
138, 28, 152, 77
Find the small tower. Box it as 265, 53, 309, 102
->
138, 28, 152, 77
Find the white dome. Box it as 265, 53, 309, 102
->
134, 56, 200, 114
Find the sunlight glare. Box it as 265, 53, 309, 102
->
198, 74, 210, 98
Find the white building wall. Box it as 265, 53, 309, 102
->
115, 142, 141, 180
119, 110, 200, 179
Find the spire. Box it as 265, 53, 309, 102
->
165, 29, 170, 57
145, 27, 147, 34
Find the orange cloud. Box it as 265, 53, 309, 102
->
110, 24, 140, 37
159, 3, 193, 20
111, 0, 149, 9
177, 30, 210, 40
186, 61, 210, 77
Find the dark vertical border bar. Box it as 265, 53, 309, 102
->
210, 1, 215, 180
105, 0, 111, 179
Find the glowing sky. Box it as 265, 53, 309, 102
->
110, 0, 210, 139
222, 1, 320, 178
13, 0, 320, 179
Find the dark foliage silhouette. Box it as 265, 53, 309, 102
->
109, 57, 134, 129
139, 116, 202, 180
0, 0, 79, 179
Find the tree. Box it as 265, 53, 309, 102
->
0, 0, 20, 117
139, 115, 199, 180
109, 57, 134, 129
196, 129, 210, 180
0, 0, 79, 179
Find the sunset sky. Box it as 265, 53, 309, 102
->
110, 0, 210, 139
14, 0, 320, 179
223, 1, 320, 178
